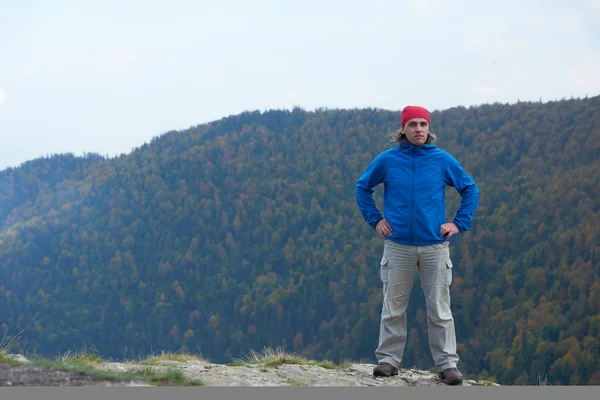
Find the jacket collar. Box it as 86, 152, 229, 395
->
399, 142, 436, 152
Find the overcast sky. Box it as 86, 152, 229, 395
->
1, 0, 599, 171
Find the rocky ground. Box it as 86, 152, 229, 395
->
0, 363, 148, 386
97, 360, 495, 387
0, 354, 500, 387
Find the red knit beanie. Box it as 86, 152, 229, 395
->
401, 106, 430, 127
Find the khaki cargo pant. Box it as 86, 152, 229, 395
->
375, 239, 459, 372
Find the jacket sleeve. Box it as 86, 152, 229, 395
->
356, 153, 386, 229
443, 155, 480, 232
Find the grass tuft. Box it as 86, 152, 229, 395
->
26, 357, 204, 386
241, 346, 311, 368
336, 360, 353, 369
0, 328, 24, 356
235, 346, 353, 370
227, 360, 248, 367
147, 369, 203, 386
0, 353, 24, 367
57, 350, 104, 365
138, 350, 208, 365
0, 343, 204, 386
132, 366, 204, 386
317, 360, 336, 369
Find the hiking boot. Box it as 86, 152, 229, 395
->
439, 367, 463, 385
373, 362, 399, 377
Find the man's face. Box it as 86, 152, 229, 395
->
401, 118, 429, 146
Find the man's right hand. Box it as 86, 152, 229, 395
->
376, 218, 392, 239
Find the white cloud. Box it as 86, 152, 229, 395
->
0, 89, 5, 105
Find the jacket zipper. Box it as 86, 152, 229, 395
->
411, 146, 415, 244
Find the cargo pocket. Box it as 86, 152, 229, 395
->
446, 258, 453, 286
380, 257, 389, 284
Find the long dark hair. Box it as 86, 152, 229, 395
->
392, 128, 437, 145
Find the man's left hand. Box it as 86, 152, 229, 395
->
440, 223, 459, 240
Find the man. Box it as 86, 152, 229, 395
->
355, 105, 479, 385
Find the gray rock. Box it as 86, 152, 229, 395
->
4, 354, 29, 363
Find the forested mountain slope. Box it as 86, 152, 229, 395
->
1, 95, 598, 385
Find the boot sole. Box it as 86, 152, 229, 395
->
440, 375, 463, 385
443, 378, 463, 385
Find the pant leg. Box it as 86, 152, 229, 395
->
416, 242, 459, 372
375, 240, 418, 368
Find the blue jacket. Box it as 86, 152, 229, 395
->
356, 141, 479, 245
